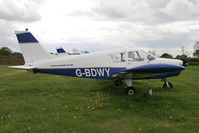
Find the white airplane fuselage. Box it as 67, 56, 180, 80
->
12, 30, 185, 82
29, 49, 184, 80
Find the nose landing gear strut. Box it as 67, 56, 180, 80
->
162, 78, 173, 89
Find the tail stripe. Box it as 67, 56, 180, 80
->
16, 32, 39, 43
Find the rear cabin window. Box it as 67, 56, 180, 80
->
110, 52, 126, 62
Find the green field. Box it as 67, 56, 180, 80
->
0, 66, 199, 133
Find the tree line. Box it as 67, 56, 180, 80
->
160, 42, 199, 65
0, 47, 23, 57
0, 47, 24, 65
1, 43, 199, 65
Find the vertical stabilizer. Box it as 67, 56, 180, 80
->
15, 30, 51, 65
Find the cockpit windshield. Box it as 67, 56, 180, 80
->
128, 50, 156, 62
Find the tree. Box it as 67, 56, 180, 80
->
0, 47, 23, 57
181, 46, 191, 57
194, 41, 199, 51
193, 42, 199, 58
12, 52, 23, 57
160, 53, 173, 59
176, 55, 188, 60
175, 46, 190, 62
193, 49, 199, 58
0, 47, 12, 56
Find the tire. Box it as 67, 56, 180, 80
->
126, 87, 136, 95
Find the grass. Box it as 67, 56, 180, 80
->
0, 65, 199, 133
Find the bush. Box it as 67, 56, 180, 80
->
187, 58, 199, 65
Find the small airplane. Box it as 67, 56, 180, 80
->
11, 29, 187, 95
56, 47, 66, 54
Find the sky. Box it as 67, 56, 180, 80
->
0, 0, 199, 57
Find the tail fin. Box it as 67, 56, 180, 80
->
15, 30, 52, 65
56, 47, 66, 53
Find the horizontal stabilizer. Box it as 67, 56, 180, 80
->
9, 65, 35, 69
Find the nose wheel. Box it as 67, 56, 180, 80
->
126, 87, 136, 95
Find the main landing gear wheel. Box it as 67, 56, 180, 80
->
123, 79, 136, 95
161, 78, 174, 89
126, 87, 136, 95
163, 81, 173, 89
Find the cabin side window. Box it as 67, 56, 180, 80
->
128, 51, 144, 62
110, 52, 126, 62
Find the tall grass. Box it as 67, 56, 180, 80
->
0, 66, 199, 133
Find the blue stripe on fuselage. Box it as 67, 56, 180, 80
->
34, 68, 125, 79
125, 63, 185, 73
33, 64, 185, 80
16, 32, 39, 43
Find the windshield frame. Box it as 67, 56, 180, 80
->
141, 50, 157, 61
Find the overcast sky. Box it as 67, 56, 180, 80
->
1, 0, 199, 56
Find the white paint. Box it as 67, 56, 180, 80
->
13, 30, 184, 80
75, 69, 82, 77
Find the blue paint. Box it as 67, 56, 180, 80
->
56, 48, 66, 53
33, 64, 185, 80
16, 32, 39, 43
125, 63, 185, 73
34, 68, 125, 79
132, 71, 182, 80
